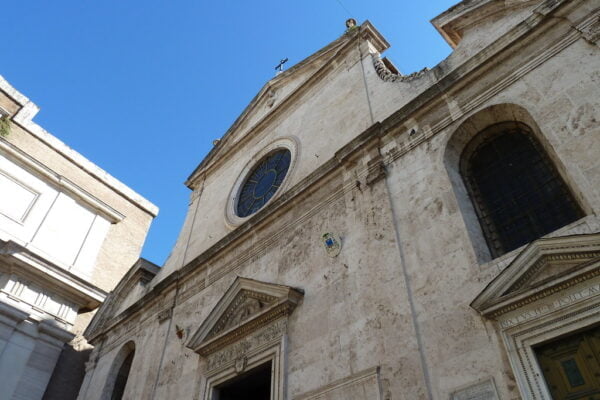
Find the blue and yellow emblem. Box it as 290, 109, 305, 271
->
322, 232, 342, 257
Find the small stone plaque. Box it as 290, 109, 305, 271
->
450, 379, 499, 400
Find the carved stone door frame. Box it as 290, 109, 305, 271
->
202, 322, 286, 400
471, 233, 600, 399
186, 277, 303, 400
499, 282, 600, 399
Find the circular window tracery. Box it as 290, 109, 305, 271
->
236, 149, 291, 217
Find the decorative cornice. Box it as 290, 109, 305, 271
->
371, 54, 429, 83
0, 301, 29, 323
83, 258, 159, 339
0, 239, 107, 308
0, 138, 125, 223
365, 155, 387, 186
578, 12, 600, 45
186, 277, 303, 356
197, 302, 293, 356
508, 251, 600, 293
489, 261, 600, 318
206, 290, 278, 340
471, 233, 600, 318
38, 319, 76, 345
0, 76, 159, 217
430, 0, 540, 48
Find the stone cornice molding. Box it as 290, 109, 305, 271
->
0, 239, 107, 309
577, 8, 600, 45
84, 258, 159, 339
38, 319, 76, 345
0, 137, 125, 223
358, 20, 390, 53
0, 75, 158, 217
0, 302, 74, 345
431, 0, 540, 48
0, 301, 29, 323
186, 277, 303, 356
471, 233, 600, 318
380, 3, 599, 167
371, 54, 429, 83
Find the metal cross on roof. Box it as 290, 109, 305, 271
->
275, 58, 288, 73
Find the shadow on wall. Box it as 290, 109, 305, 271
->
42, 343, 92, 400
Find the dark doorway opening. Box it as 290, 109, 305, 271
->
111, 350, 134, 400
215, 361, 272, 400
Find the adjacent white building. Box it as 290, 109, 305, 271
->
0, 77, 158, 400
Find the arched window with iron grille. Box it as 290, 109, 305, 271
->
460, 122, 583, 258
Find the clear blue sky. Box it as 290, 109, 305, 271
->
2, 1, 457, 266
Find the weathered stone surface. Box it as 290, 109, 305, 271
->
449, 379, 499, 400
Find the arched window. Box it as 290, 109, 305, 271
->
460, 122, 583, 257
104, 342, 135, 400
111, 349, 134, 400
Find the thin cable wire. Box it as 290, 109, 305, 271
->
334, 0, 354, 18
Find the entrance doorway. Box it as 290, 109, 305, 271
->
213, 361, 271, 400
535, 325, 600, 399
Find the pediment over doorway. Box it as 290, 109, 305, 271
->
471, 233, 600, 318
186, 277, 303, 356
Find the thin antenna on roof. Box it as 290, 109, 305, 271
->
275, 58, 288, 75
334, 0, 354, 18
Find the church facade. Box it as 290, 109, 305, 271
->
79, 0, 600, 399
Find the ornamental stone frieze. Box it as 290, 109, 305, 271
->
186, 277, 303, 400
186, 277, 303, 358
472, 233, 600, 399
371, 54, 429, 83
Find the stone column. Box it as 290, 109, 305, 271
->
10, 320, 74, 400
0, 300, 75, 400
0, 303, 36, 400
0, 302, 29, 356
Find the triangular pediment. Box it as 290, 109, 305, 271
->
205, 289, 278, 340
84, 258, 159, 342
187, 277, 303, 355
185, 21, 389, 188
471, 233, 600, 317
431, 0, 541, 48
